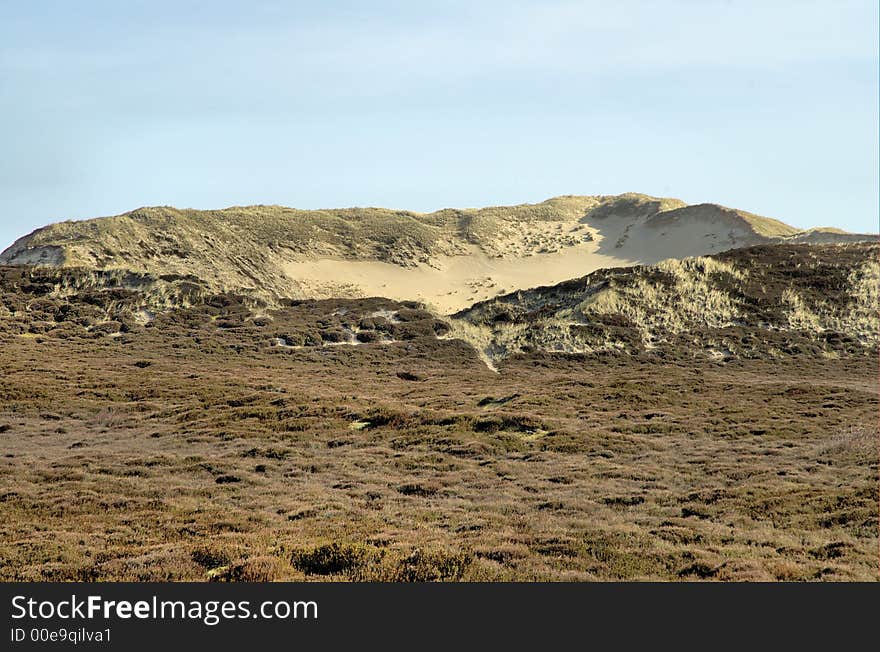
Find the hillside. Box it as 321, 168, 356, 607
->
454, 243, 880, 364
1, 243, 875, 369
2, 194, 874, 313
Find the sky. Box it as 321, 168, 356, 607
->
1, 0, 877, 250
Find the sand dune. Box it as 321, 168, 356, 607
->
285, 245, 631, 314
281, 202, 780, 313
2, 193, 875, 314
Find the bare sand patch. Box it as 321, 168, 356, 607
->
284, 244, 632, 314
281, 212, 764, 313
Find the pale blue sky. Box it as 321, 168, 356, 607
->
1, 1, 877, 250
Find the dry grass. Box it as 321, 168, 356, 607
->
0, 248, 876, 582
0, 323, 876, 581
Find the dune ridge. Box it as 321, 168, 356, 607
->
2, 193, 874, 313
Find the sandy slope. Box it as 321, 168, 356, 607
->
282, 204, 773, 313
285, 245, 633, 314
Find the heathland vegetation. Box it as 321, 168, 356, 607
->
0, 242, 876, 581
